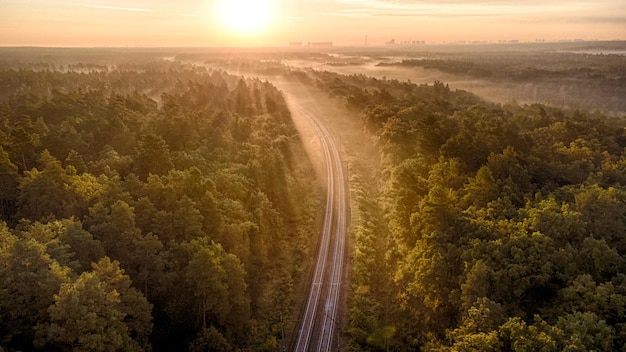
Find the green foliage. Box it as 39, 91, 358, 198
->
0, 62, 319, 351
184, 240, 249, 332
313, 70, 626, 351
0, 146, 18, 222
0, 233, 71, 350
35, 257, 152, 352
133, 134, 174, 180
188, 326, 233, 352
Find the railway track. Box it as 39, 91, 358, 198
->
283, 92, 348, 352
193, 65, 350, 351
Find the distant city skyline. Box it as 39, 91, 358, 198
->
1, 0, 624, 47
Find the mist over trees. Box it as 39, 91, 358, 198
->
378, 50, 626, 114
0, 59, 319, 351
312, 71, 626, 351
2, 47, 626, 352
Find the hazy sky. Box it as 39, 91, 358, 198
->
1, 0, 624, 46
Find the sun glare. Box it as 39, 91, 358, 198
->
214, 0, 276, 35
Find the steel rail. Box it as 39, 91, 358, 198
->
316, 118, 346, 352
289, 100, 348, 352
293, 104, 335, 352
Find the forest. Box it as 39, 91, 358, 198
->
308, 70, 626, 351
2, 47, 626, 352
0, 56, 320, 351
376, 50, 626, 114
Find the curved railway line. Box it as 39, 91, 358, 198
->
282, 90, 349, 352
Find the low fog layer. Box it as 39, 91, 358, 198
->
283, 43, 626, 115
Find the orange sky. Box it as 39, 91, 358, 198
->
1, 0, 624, 46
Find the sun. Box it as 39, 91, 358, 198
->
214, 0, 277, 35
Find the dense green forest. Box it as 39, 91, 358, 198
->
310, 71, 626, 351
0, 59, 320, 351
3, 49, 626, 351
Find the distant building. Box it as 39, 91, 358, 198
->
394, 39, 426, 45
289, 42, 303, 47
308, 42, 332, 47
389, 39, 426, 45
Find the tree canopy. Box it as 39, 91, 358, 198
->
312, 70, 626, 351
0, 59, 319, 351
